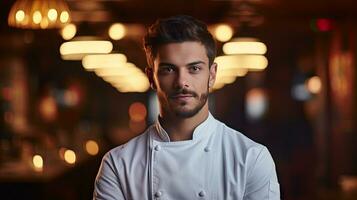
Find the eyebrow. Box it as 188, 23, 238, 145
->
158, 61, 206, 67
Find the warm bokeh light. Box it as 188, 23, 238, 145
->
129, 102, 147, 122
15, 10, 25, 22
214, 76, 236, 84
95, 65, 141, 77
108, 23, 126, 40
223, 38, 267, 55
60, 11, 69, 23
47, 9, 58, 21
82, 54, 127, 71
32, 11, 42, 24
92, 62, 150, 93
64, 149, 76, 164
306, 76, 322, 94
60, 40, 113, 60
246, 88, 268, 120
39, 96, 57, 121
40, 18, 49, 29
214, 24, 233, 42
33, 155, 43, 171
215, 55, 268, 71
85, 140, 99, 156
61, 23, 77, 40
110, 75, 150, 93
217, 68, 248, 77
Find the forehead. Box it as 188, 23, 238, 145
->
154, 41, 208, 66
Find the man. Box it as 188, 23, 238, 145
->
93, 15, 280, 200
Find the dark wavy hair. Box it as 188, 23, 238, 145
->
143, 15, 216, 68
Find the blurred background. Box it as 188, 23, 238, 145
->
0, 0, 356, 199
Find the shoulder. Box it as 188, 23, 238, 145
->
215, 120, 265, 153
102, 125, 154, 168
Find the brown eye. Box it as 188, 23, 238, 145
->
189, 65, 201, 73
159, 66, 175, 74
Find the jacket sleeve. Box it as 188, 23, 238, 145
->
93, 152, 126, 200
243, 147, 280, 200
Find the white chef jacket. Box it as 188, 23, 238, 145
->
93, 113, 280, 200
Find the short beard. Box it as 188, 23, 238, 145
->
172, 88, 209, 118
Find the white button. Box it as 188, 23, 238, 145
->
154, 191, 162, 197
154, 145, 161, 151
198, 190, 206, 197
204, 147, 210, 152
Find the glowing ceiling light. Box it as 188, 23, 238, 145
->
223, 37, 267, 55
32, 11, 42, 24
15, 10, 25, 22
215, 55, 268, 71
60, 39, 113, 60
108, 23, 126, 40
217, 68, 248, 77
214, 24, 233, 42
47, 9, 58, 21
60, 11, 70, 23
61, 23, 77, 40
82, 54, 127, 70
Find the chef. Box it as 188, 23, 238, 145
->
93, 15, 280, 200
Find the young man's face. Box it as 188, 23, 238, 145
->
148, 41, 217, 118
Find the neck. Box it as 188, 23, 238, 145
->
159, 104, 209, 141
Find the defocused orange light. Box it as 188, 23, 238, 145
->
128, 102, 147, 122
85, 140, 99, 156
64, 149, 76, 164
39, 96, 57, 121
306, 76, 322, 94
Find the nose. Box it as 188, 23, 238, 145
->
174, 68, 189, 89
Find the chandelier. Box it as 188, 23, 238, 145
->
8, 0, 71, 29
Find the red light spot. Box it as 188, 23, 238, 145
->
316, 18, 332, 32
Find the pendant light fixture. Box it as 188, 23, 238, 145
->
8, 0, 71, 29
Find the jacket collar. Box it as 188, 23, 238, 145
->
154, 112, 216, 142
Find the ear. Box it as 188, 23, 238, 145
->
208, 62, 217, 88
145, 67, 157, 90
